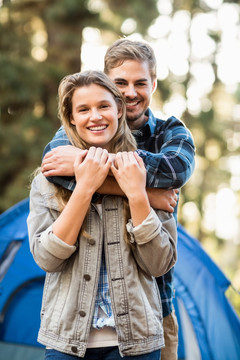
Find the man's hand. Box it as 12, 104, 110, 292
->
41, 145, 83, 177
147, 188, 179, 212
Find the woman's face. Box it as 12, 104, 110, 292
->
70, 84, 122, 150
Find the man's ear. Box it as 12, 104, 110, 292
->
152, 79, 157, 94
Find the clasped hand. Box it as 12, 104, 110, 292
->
74, 147, 146, 198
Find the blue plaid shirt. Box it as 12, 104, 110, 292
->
42, 108, 195, 317
92, 248, 115, 329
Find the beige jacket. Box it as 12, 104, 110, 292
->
27, 173, 177, 357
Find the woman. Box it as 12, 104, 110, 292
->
27, 70, 177, 360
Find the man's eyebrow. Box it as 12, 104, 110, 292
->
113, 77, 127, 81
135, 78, 148, 82
113, 77, 148, 82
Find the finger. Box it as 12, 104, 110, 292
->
120, 151, 132, 166
111, 162, 117, 176
128, 151, 138, 163
95, 147, 109, 164
174, 189, 179, 195
93, 147, 104, 162
41, 155, 54, 167
41, 169, 60, 177
100, 149, 109, 164
173, 190, 179, 200
41, 162, 54, 172
133, 152, 145, 169
114, 152, 124, 167
168, 205, 174, 213
87, 146, 96, 159
42, 150, 54, 161
74, 150, 88, 167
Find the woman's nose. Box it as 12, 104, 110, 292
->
90, 109, 102, 120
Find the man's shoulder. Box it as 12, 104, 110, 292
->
153, 114, 185, 132
155, 114, 183, 125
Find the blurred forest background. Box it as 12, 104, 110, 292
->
0, 0, 240, 314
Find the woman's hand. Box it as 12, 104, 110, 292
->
52, 147, 111, 244
74, 147, 111, 195
111, 151, 147, 200
111, 152, 150, 226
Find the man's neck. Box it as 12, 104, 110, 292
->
127, 114, 149, 130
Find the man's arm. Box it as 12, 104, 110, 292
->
134, 115, 195, 219
136, 116, 195, 189
41, 119, 188, 212
42, 117, 195, 190
97, 176, 178, 213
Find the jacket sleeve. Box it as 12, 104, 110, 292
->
137, 116, 195, 189
126, 208, 177, 277
27, 175, 77, 273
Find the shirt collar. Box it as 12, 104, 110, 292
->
138, 108, 156, 136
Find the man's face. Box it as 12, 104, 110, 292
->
108, 60, 156, 130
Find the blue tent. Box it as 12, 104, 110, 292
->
0, 199, 240, 360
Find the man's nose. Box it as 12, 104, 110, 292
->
124, 84, 137, 98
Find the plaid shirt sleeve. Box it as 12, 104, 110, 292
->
136, 116, 195, 189
42, 126, 76, 190
42, 126, 71, 158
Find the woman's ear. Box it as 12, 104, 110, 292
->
117, 100, 123, 119
70, 115, 75, 125
117, 106, 123, 119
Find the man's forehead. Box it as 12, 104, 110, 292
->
108, 60, 152, 82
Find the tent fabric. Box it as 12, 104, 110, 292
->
0, 198, 240, 360
174, 225, 240, 360
0, 198, 45, 347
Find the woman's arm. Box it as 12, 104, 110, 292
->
28, 148, 111, 272
111, 152, 151, 226
111, 151, 177, 277
52, 147, 111, 245
127, 209, 177, 278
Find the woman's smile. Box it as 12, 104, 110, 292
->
71, 84, 121, 150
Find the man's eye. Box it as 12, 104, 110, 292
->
115, 81, 126, 86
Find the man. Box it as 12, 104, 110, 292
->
41, 39, 195, 359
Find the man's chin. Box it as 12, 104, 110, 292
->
126, 112, 140, 121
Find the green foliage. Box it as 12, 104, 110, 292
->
105, 0, 159, 34
0, 0, 159, 211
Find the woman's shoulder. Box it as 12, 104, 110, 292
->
31, 172, 60, 211
32, 171, 56, 193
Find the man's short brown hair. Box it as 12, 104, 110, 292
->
104, 39, 157, 82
